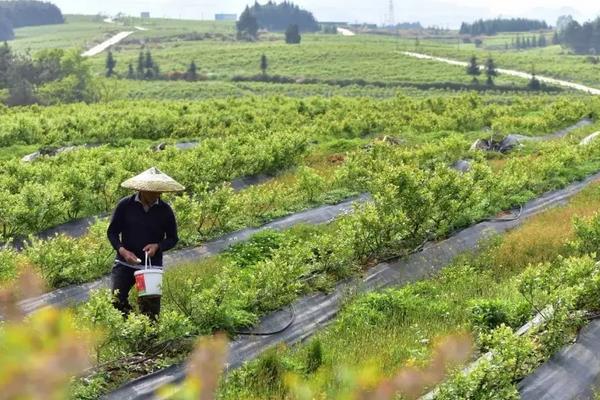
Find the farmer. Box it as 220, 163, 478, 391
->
107, 167, 184, 320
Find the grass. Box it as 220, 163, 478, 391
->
220, 180, 600, 399
94, 34, 525, 85
9, 15, 118, 53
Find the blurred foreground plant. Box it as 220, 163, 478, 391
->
159, 333, 471, 400
0, 267, 95, 400
157, 333, 229, 400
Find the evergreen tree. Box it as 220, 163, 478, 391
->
127, 62, 135, 79
186, 60, 197, 81
538, 34, 547, 47
144, 50, 153, 69
285, 24, 301, 44
105, 50, 116, 77
0, 41, 12, 87
136, 51, 144, 78
528, 73, 541, 90
484, 57, 497, 86
552, 31, 560, 45
528, 65, 541, 90
531, 35, 537, 47
0, 13, 13, 41
260, 54, 268, 75
237, 6, 258, 40
466, 55, 480, 83
516, 35, 522, 49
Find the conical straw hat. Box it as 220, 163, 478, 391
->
121, 167, 185, 193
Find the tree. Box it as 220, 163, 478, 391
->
528, 73, 541, 90
556, 15, 574, 32
6, 77, 36, 106
459, 18, 548, 36
538, 34, 547, 47
127, 63, 135, 79
245, 1, 319, 32
237, 6, 258, 40
484, 57, 497, 86
186, 60, 197, 81
285, 24, 301, 44
105, 50, 116, 77
466, 55, 480, 83
260, 54, 268, 75
528, 66, 541, 90
144, 50, 153, 69
0, 12, 14, 41
552, 31, 560, 45
136, 51, 144, 78
0, 41, 12, 87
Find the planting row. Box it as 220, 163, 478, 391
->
0, 129, 308, 239
223, 182, 600, 399
0, 94, 591, 147
66, 134, 600, 398
0, 135, 471, 288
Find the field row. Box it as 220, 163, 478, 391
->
64, 129, 600, 397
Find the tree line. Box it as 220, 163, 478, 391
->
237, 1, 318, 40
510, 34, 548, 49
460, 18, 548, 36
556, 17, 600, 54
107, 49, 273, 81
106, 49, 200, 81
0, 1, 64, 41
0, 42, 97, 106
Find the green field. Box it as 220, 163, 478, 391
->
403, 36, 600, 88
4, 13, 600, 400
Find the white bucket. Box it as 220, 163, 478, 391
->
134, 268, 163, 296
134, 252, 163, 297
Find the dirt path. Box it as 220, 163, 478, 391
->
81, 25, 147, 57
401, 51, 600, 95
81, 31, 135, 57
337, 27, 355, 36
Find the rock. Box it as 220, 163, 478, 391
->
21, 151, 41, 162
453, 159, 471, 172
380, 135, 404, 145
469, 138, 490, 152
174, 141, 199, 150
498, 134, 525, 153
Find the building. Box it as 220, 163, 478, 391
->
215, 13, 237, 21
141, 11, 150, 19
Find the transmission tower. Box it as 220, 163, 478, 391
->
385, 0, 395, 27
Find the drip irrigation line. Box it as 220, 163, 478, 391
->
231, 304, 296, 336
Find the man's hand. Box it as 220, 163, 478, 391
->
119, 247, 140, 265
143, 243, 160, 258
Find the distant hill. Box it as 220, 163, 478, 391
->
0, 1, 64, 40
248, 1, 319, 32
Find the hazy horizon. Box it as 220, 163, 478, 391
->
55, 0, 598, 29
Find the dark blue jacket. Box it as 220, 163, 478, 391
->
107, 194, 178, 267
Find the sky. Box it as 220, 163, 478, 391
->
55, 0, 597, 28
